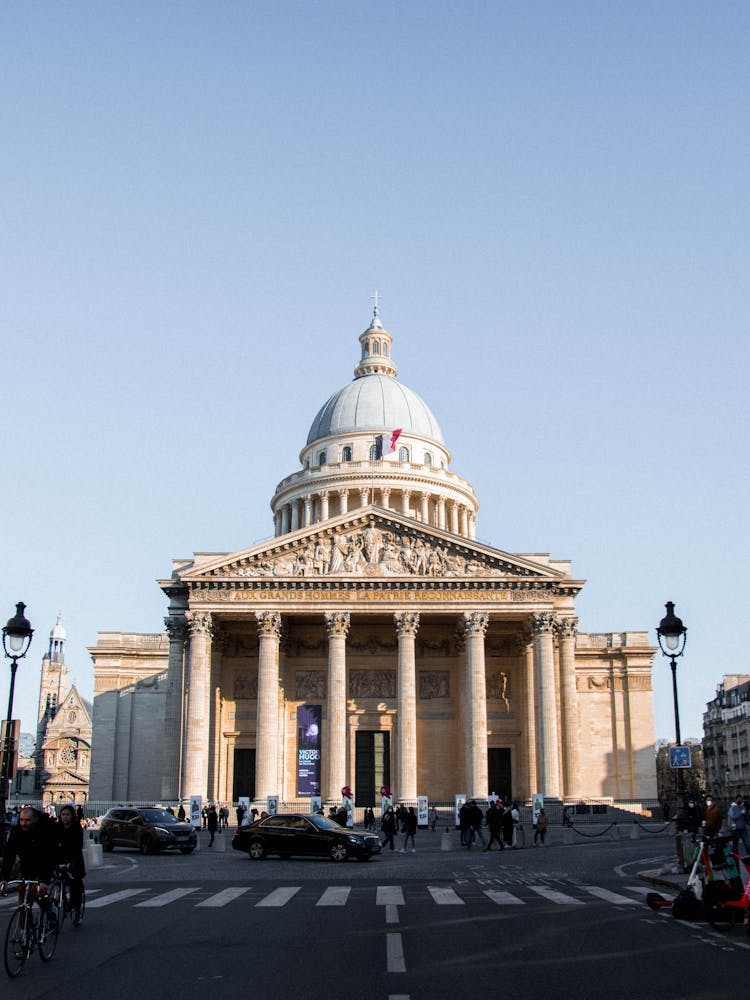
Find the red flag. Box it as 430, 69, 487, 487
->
390, 428, 403, 451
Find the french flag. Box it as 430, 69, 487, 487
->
389, 429, 402, 451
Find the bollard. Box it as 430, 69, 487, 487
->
630, 824, 640, 840
213, 831, 226, 852
441, 828, 453, 851
85, 841, 104, 869
563, 827, 575, 846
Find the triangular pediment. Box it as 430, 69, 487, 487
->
47, 686, 92, 736
179, 507, 567, 584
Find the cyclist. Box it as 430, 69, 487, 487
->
0, 806, 57, 917
54, 804, 86, 923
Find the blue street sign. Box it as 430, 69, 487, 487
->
669, 745, 692, 769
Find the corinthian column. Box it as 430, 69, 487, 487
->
463, 612, 489, 798
532, 612, 561, 797
324, 611, 350, 800
394, 612, 420, 801
255, 611, 282, 801
557, 617, 581, 799
161, 616, 187, 801
182, 611, 213, 799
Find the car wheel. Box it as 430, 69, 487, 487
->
180, 847, 194, 855
99, 833, 113, 852
329, 842, 348, 862
248, 839, 267, 860
140, 836, 159, 855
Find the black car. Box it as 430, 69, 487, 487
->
232, 813, 381, 862
98, 807, 198, 855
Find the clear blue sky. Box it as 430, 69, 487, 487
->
2, 3, 748, 752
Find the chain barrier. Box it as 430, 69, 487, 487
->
566, 822, 616, 838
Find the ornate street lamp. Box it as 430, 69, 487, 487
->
1, 602, 33, 850
656, 601, 688, 864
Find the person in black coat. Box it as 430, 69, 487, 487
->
0, 806, 57, 907
381, 807, 397, 851
55, 803, 86, 917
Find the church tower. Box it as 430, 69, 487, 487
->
36, 613, 69, 748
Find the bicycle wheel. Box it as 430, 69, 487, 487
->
38, 910, 58, 961
73, 884, 85, 927
3, 909, 28, 978
707, 902, 737, 932
49, 880, 65, 931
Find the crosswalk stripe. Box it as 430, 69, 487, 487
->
197, 887, 251, 908
528, 885, 584, 905
484, 889, 525, 906
86, 889, 147, 908
428, 886, 464, 905
317, 886, 351, 906
386, 932, 406, 973
256, 886, 301, 907
135, 888, 198, 908
580, 885, 640, 905
377, 886, 405, 907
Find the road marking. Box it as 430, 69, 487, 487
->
86, 889, 147, 908
528, 885, 584, 905
377, 886, 405, 906
428, 886, 464, 905
317, 886, 351, 906
255, 886, 301, 907
580, 885, 640, 905
386, 932, 406, 972
135, 887, 198, 908
624, 885, 655, 896
197, 887, 251, 908
484, 889, 525, 905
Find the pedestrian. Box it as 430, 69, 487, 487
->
177, 803, 186, 821
484, 801, 504, 851
729, 794, 750, 855
501, 802, 514, 848
534, 808, 548, 846
207, 804, 219, 846
702, 795, 722, 837
236, 803, 246, 827
429, 805, 438, 832
402, 806, 418, 853
562, 805, 572, 828
469, 799, 485, 847
201, 805, 208, 829
459, 800, 473, 849
381, 806, 397, 851
511, 802, 522, 848
364, 806, 375, 831
684, 798, 700, 834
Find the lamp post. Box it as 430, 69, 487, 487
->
1, 602, 33, 851
656, 601, 687, 864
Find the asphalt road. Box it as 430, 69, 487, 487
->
2, 828, 747, 999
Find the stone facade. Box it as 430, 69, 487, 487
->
88, 309, 658, 805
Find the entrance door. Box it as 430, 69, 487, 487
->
355, 731, 390, 806
233, 749, 255, 803
487, 748, 512, 801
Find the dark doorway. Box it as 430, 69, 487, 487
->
233, 749, 255, 803
488, 748, 512, 801
355, 731, 390, 806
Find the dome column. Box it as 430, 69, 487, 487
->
401, 490, 411, 516
319, 491, 329, 521
395, 612, 420, 801
382, 488, 391, 511
463, 612, 489, 798
281, 504, 291, 535
338, 489, 349, 515
324, 612, 350, 801
359, 488, 369, 509
291, 500, 300, 532
303, 494, 312, 527
420, 492, 430, 524
255, 612, 282, 801
437, 497, 446, 530
460, 507, 469, 537
450, 502, 459, 534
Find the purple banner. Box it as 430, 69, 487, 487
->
297, 705, 322, 797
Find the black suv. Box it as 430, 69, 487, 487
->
98, 807, 197, 855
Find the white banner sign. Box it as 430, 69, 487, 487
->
532, 794, 544, 825
267, 795, 279, 816
455, 794, 466, 829
189, 796, 202, 830
417, 796, 428, 828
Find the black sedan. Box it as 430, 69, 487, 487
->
232, 813, 381, 862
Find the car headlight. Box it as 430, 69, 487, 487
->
347, 835, 363, 844
154, 827, 171, 839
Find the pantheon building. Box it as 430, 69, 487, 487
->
89, 309, 657, 806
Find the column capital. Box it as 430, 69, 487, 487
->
462, 611, 489, 638
530, 612, 557, 635
318, 489, 329, 500
185, 610, 213, 638
394, 611, 420, 637
556, 616, 579, 639
324, 611, 351, 637
164, 616, 187, 643
255, 611, 282, 639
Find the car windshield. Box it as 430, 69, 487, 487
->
139, 809, 180, 825
307, 814, 343, 831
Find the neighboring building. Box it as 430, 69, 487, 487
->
34, 614, 92, 804
655, 739, 705, 807
89, 308, 658, 806
703, 674, 750, 798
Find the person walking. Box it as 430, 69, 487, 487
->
381, 806, 397, 851
702, 795, 722, 837
207, 804, 219, 846
402, 806, 418, 853
484, 801, 504, 851
429, 805, 438, 832
469, 799, 485, 848
729, 794, 750, 855
459, 800, 472, 849
534, 808, 548, 846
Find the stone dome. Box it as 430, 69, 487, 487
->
306, 374, 445, 447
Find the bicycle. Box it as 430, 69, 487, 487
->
2, 879, 59, 977
49, 862, 86, 930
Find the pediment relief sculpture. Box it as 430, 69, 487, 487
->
209, 522, 533, 581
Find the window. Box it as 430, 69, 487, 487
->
369, 444, 379, 461
399, 446, 409, 462
423, 452, 433, 466
373, 341, 380, 355
363, 343, 369, 356
318, 451, 327, 466
341, 446, 352, 462
383, 343, 389, 356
